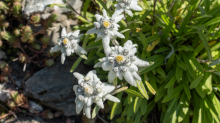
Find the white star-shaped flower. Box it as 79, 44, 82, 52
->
86, 9, 125, 54
50, 28, 87, 64
113, 0, 143, 17
94, 40, 149, 87
73, 70, 120, 119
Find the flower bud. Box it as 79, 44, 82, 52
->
1, 31, 13, 41
50, 11, 58, 21
28, 36, 35, 44
12, 2, 21, 15
41, 35, 50, 45
32, 43, 41, 50
2, 22, 9, 28
19, 53, 26, 63
45, 59, 54, 67
0, 14, 6, 21
0, 1, 9, 10
13, 29, 21, 37
31, 14, 41, 24
21, 37, 27, 43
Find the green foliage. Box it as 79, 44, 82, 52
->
70, 0, 220, 122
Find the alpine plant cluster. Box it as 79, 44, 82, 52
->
49, 0, 149, 118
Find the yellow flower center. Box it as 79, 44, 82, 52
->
115, 55, 124, 62
103, 21, 110, 28
63, 38, 68, 44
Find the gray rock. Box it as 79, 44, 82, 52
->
23, 0, 82, 19
28, 100, 44, 113
24, 58, 92, 116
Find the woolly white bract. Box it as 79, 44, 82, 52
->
86, 9, 125, 54
50, 28, 87, 64
94, 40, 150, 87
73, 70, 120, 118
113, 0, 143, 17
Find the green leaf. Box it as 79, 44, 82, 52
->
155, 47, 170, 53
120, 29, 130, 34
187, 25, 208, 32
79, 54, 87, 60
198, 31, 212, 60
92, 105, 100, 119
176, 66, 183, 82
110, 92, 123, 119
70, 57, 82, 72
167, 96, 178, 112
165, 75, 176, 88
125, 89, 143, 98
209, 58, 220, 67
136, 80, 149, 99
190, 74, 204, 89
156, 67, 166, 77
177, 93, 189, 122
155, 85, 166, 102
140, 99, 147, 115
83, 0, 91, 18
162, 84, 184, 103
176, 59, 186, 70
133, 97, 142, 113
204, 17, 220, 26
139, 32, 148, 49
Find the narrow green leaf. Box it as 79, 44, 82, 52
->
83, 0, 91, 18
204, 17, 220, 26
209, 58, 220, 67
125, 89, 143, 98
133, 97, 142, 113
70, 57, 82, 72
162, 84, 184, 103
120, 29, 130, 34
110, 92, 123, 119
176, 66, 183, 82
92, 105, 100, 119
136, 80, 149, 99
165, 75, 176, 88
198, 31, 212, 60
190, 74, 204, 89
155, 85, 166, 102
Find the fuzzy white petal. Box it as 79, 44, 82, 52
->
103, 9, 108, 18
112, 6, 124, 17
73, 72, 84, 80
117, 70, 123, 80
130, 4, 143, 11
113, 14, 124, 23
84, 106, 91, 119
104, 46, 112, 56
123, 71, 137, 87
134, 57, 150, 67
94, 62, 103, 68
87, 28, 98, 34
128, 64, 138, 72
75, 44, 87, 54
85, 70, 96, 80
61, 52, 66, 64
95, 14, 103, 21
102, 83, 115, 95
73, 85, 78, 92
126, 9, 133, 17
72, 30, 80, 37
113, 30, 125, 39
132, 72, 141, 80
102, 61, 112, 71
50, 45, 61, 53
76, 99, 84, 114
108, 70, 116, 83
102, 36, 111, 51
61, 27, 67, 37
86, 97, 93, 106
105, 94, 120, 102
66, 48, 72, 56
96, 99, 104, 109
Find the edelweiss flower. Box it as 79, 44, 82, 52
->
86, 9, 125, 53
113, 0, 143, 17
94, 40, 149, 87
73, 70, 120, 118
50, 28, 87, 64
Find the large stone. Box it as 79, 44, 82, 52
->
24, 58, 92, 116
22, 0, 82, 19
